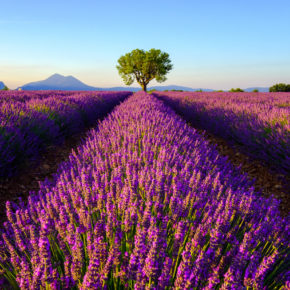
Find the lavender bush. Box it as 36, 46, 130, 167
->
0, 92, 289, 289
153, 91, 290, 174
0, 90, 131, 178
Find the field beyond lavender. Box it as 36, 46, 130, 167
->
0, 91, 289, 289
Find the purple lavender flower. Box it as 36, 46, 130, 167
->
0, 91, 288, 289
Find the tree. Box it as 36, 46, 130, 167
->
116, 48, 173, 92
252, 89, 259, 92
2, 85, 9, 91
269, 83, 290, 92
229, 88, 244, 92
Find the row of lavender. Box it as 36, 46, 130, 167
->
153, 91, 290, 173
1, 92, 288, 289
0, 90, 132, 178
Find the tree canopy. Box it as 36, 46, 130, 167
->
116, 48, 173, 92
229, 88, 244, 92
269, 83, 290, 92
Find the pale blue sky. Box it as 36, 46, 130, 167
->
1, 0, 289, 89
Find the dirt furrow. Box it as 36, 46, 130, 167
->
189, 122, 289, 216
0, 126, 93, 225
154, 96, 289, 216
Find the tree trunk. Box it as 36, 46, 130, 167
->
142, 83, 147, 92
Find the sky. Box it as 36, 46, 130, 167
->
0, 0, 290, 90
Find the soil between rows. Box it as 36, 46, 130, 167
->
0, 128, 92, 226
154, 97, 289, 216
173, 114, 290, 216
198, 128, 289, 215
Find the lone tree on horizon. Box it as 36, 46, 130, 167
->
116, 48, 173, 92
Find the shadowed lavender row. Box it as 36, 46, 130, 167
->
153, 91, 290, 173
0, 90, 132, 178
0, 92, 289, 289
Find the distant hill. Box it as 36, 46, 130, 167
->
148, 85, 214, 92
99, 85, 206, 92
16, 74, 271, 92
244, 87, 269, 92
0, 81, 5, 90
18, 74, 101, 91
17, 74, 217, 92
103, 85, 211, 92
101, 86, 140, 92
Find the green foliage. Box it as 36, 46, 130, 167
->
195, 89, 203, 92
2, 85, 9, 91
116, 48, 173, 92
171, 89, 183, 92
252, 89, 259, 92
229, 88, 244, 92
269, 83, 290, 92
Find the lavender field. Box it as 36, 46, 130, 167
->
0, 91, 131, 178
153, 91, 290, 174
0, 91, 289, 289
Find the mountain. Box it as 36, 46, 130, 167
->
149, 85, 214, 92
18, 74, 217, 92
244, 87, 269, 92
100, 86, 140, 92
17, 74, 270, 92
0, 81, 5, 90
103, 85, 214, 92
18, 74, 101, 91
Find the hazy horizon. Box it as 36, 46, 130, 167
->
8, 73, 273, 91
1, 0, 289, 90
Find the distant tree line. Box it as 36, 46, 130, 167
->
228, 83, 290, 93
1, 86, 9, 90
228, 88, 258, 92
269, 83, 290, 92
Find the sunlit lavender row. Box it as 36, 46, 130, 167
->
0, 92, 289, 289
0, 90, 132, 178
153, 91, 290, 173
